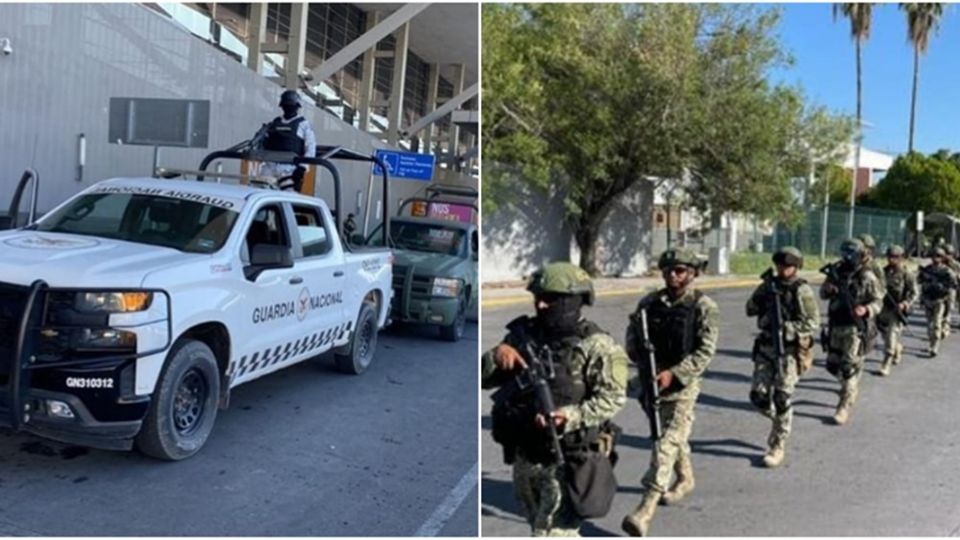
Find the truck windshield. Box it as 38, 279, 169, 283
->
32, 193, 239, 253
391, 222, 465, 256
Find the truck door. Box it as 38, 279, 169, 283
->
285, 202, 347, 359
232, 201, 301, 386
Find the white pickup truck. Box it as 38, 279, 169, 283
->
0, 175, 393, 460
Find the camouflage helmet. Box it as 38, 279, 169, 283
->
658, 248, 704, 272
932, 247, 947, 258
886, 244, 905, 257
945, 244, 956, 256
839, 238, 865, 262
527, 262, 595, 305
857, 234, 877, 250
772, 246, 803, 269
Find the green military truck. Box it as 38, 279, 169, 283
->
368, 185, 478, 342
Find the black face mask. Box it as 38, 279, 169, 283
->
536, 294, 583, 337
281, 105, 300, 120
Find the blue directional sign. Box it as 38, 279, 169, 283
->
372, 149, 436, 181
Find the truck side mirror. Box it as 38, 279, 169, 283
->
245, 244, 294, 281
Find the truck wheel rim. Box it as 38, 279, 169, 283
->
173, 368, 208, 435
357, 318, 375, 366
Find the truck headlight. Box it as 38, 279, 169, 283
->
432, 278, 461, 298
77, 328, 137, 349
75, 292, 153, 313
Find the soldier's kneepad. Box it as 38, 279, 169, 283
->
749, 389, 771, 410
840, 363, 859, 380
773, 390, 791, 414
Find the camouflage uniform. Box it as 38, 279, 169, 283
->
820, 239, 883, 425
943, 245, 960, 328
745, 247, 819, 467
859, 234, 887, 291
622, 249, 719, 537
918, 249, 959, 357
877, 245, 917, 375
482, 262, 628, 537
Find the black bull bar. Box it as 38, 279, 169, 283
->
0, 280, 46, 430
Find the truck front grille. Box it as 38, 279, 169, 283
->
0, 281, 29, 408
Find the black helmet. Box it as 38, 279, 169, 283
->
279, 90, 302, 108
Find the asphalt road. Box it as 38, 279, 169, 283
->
481, 286, 960, 536
0, 322, 478, 536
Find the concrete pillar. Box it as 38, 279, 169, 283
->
447, 63, 466, 168
246, 2, 268, 74
386, 22, 410, 146
357, 12, 381, 132
285, 2, 309, 90
422, 62, 440, 153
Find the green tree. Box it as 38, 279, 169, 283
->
900, 3, 944, 152
483, 4, 838, 274
833, 3, 874, 234
810, 164, 856, 207
866, 153, 960, 214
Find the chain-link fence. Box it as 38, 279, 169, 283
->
767, 204, 912, 257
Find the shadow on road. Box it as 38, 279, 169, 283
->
795, 381, 838, 394
480, 476, 523, 521
618, 432, 654, 451
696, 392, 755, 413
580, 520, 622, 537
690, 438, 765, 466
714, 348, 754, 361
703, 368, 752, 384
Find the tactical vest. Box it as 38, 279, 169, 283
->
758, 278, 805, 334
921, 265, 951, 300
884, 266, 909, 303
263, 117, 306, 154
827, 264, 871, 327
644, 290, 702, 372
491, 318, 601, 465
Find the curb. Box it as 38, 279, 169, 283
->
481, 276, 826, 309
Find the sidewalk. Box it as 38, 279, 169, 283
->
481, 270, 826, 308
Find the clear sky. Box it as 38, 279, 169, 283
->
768, 2, 960, 157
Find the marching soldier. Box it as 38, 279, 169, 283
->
858, 234, 887, 290
819, 239, 882, 425
877, 245, 917, 376
482, 262, 628, 537
918, 248, 958, 357
942, 245, 960, 329
744, 247, 819, 467
622, 249, 719, 537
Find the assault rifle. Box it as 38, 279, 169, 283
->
761, 268, 787, 381
820, 262, 870, 355
883, 293, 909, 326
629, 308, 663, 441
510, 324, 566, 467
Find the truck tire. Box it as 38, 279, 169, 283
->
136, 339, 220, 461
335, 302, 378, 375
440, 298, 466, 342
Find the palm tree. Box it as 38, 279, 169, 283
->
901, 3, 944, 153
833, 3, 874, 237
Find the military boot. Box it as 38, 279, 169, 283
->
878, 356, 893, 376
661, 455, 695, 505
833, 399, 852, 425
929, 340, 940, 358
622, 491, 661, 537
893, 343, 903, 365
763, 443, 785, 468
